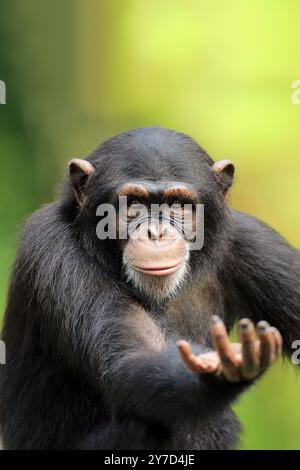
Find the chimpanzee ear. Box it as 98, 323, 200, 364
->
212, 160, 235, 198
69, 159, 96, 207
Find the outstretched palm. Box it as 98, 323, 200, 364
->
178, 317, 282, 383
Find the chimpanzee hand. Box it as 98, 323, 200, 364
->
178, 317, 282, 382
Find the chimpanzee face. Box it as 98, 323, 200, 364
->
68, 128, 235, 302
114, 180, 197, 301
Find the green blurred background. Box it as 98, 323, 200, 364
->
1, 0, 300, 449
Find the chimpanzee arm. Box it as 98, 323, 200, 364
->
99, 313, 251, 426
223, 209, 300, 357
6, 205, 251, 427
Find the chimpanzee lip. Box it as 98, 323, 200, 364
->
133, 261, 182, 276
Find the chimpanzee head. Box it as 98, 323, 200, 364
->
66, 127, 234, 302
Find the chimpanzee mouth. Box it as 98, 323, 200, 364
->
123, 254, 189, 302
133, 262, 183, 277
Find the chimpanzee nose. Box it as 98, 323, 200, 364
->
147, 222, 168, 240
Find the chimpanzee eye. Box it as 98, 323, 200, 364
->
171, 199, 183, 208
127, 198, 147, 221
128, 198, 142, 207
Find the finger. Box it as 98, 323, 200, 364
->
231, 343, 242, 353
210, 316, 240, 382
200, 351, 221, 364
238, 318, 259, 380
199, 359, 220, 373
178, 340, 199, 373
177, 340, 211, 373
257, 321, 276, 370
270, 327, 283, 359
197, 351, 221, 373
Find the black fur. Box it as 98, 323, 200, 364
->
1, 127, 299, 449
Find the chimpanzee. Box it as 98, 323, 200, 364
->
0, 127, 299, 450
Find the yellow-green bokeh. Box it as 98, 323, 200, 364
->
0, 0, 300, 449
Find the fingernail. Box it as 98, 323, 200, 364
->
211, 315, 222, 325
271, 327, 281, 339
239, 318, 251, 331
257, 321, 269, 333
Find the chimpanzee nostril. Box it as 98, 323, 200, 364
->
161, 225, 168, 237
148, 224, 159, 240
148, 223, 169, 240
